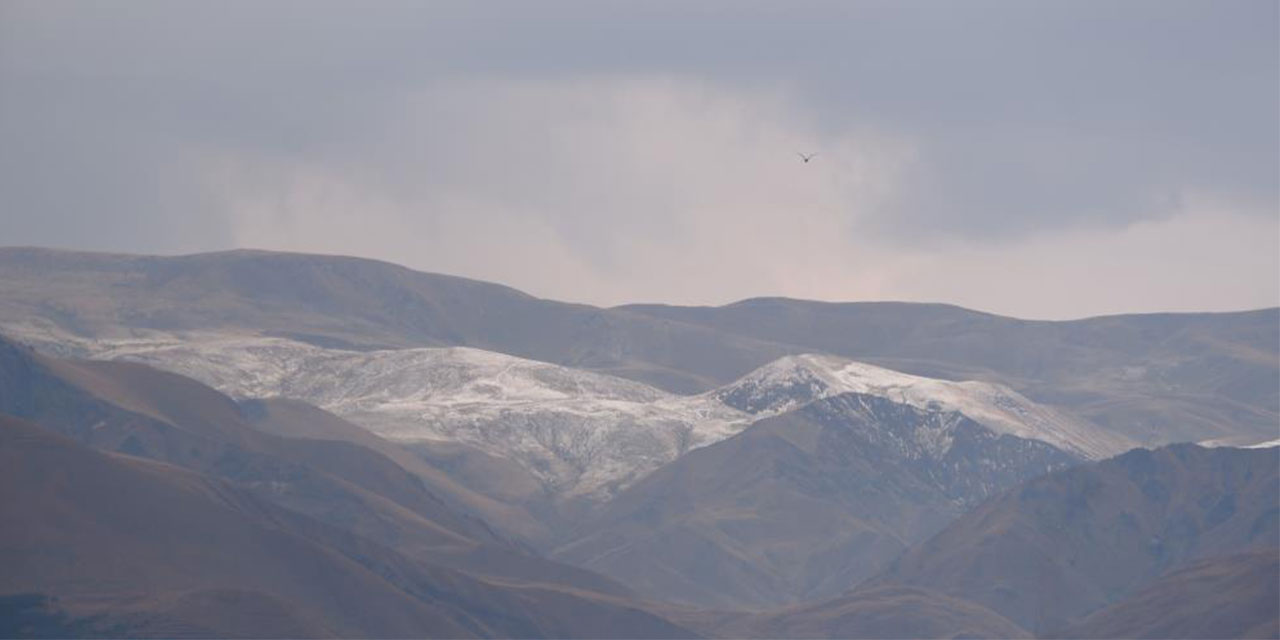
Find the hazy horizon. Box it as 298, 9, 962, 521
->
2, 0, 1277, 319
6, 243, 1280, 322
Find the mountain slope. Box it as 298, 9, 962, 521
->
737, 586, 1032, 639
0, 335, 644, 601
65, 334, 750, 502
553, 392, 1078, 609
0, 415, 696, 639
866, 444, 1280, 635
239, 397, 550, 543
0, 414, 477, 638
1052, 549, 1279, 639
0, 336, 496, 551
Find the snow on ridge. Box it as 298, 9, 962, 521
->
15, 328, 751, 500
1199, 436, 1280, 450
3, 322, 1133, 499
1244, 438, 1280, 449
715, 353, 1134, 460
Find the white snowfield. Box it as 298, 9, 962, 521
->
5, 324, 1133, 500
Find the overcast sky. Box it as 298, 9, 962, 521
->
1, 1, 1276, 319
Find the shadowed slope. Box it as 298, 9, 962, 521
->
239, 397, 634, 591
0, 415, 475, 638
867, 444, 1279, 635
1053, 549, 1279, 639
0, 335, 494, 550
739, 586, 1031, 639
240, 397, 551, 544
0, 415, 698, 638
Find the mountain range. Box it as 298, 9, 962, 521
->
2, 247, 1274, 447
0, 247, 1276, 638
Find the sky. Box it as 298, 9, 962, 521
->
1, 0, 1276, 319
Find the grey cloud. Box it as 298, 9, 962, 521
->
0, 0, 1275, 316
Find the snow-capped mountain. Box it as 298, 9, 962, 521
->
552, 390, 1084, 609
3, 324, 1130, 501
38, 331, 748, 499
714, 353, 1133, 459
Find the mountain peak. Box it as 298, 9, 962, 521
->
714, 353, 1134, 460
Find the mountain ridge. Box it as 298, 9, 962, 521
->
0, 330, 1124, 523
2, 246, 1273, 450
864, 443, 1280, 634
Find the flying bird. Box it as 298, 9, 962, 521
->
797, 152, 818, 163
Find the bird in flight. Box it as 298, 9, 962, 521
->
797, 152, 818, 163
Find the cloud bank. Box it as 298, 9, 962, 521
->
1, 1, 1275, 318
